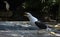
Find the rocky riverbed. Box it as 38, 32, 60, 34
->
0, 21, 59, 37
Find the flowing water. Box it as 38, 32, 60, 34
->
0, 21, 59, 37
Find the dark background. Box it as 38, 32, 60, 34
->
0, 0, 59, 22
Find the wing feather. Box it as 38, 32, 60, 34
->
35, 21, 47, 29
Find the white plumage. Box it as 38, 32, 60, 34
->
24, 12, 60, 36
4, 1, 10, 11
24, 12, 52, 33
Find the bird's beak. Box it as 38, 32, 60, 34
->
24, 14, 26, 16
24, 12, 28, 16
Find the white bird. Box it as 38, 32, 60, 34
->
24, 12, 60, 36
4, 1, 10, 11
24, 12, 51, 31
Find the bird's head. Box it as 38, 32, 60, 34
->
24, 12, 38, 22
24, 12, 32, 17
4, 1, 7, 3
